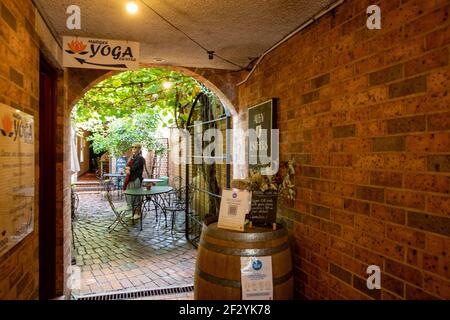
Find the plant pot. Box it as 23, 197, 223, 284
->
250, 190, 278, 226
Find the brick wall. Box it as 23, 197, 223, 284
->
238, 0, 450, 299
0, 0, 40, 299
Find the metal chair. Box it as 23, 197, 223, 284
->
162, 185, 194, 235
106, 190, 132, 232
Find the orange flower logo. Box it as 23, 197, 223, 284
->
1, 114, 13, 137
66, 40, 88, 55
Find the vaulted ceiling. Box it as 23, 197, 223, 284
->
35, 0, 337, 70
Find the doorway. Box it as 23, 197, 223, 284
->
38, 55, 58, 299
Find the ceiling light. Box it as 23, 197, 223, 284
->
126, 1, 138, 14
163, 82, 173, 89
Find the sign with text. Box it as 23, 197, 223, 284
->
248, 99, 277, 174
0, 104, 34, 258
241, 256, 273, 300
250, 191, 277, 226
218, 189, 251, 232
63, 36, 140, 70
116, 157, 128, 174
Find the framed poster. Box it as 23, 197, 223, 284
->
0, 104, 35, 257
247, 99, 277, 175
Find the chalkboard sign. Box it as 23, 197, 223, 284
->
248, 99, 277, 174
116, 157, 128, 174
250, 191, 277, 226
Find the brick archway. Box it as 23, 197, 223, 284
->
61, 66, 243, 296
67, 65, 242, 116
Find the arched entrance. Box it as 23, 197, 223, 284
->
65, 64, 241, 298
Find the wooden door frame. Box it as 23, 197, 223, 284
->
38, 54, 57, 299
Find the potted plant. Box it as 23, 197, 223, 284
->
245, 159, 296, 226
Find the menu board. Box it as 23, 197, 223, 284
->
0, 104, 34, 257
250, 191, 277, 226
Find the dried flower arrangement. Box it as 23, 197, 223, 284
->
247, 159, 297, 203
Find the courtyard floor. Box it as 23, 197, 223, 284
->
71, 192, 196, 300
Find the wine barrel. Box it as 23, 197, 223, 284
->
194, 222, 293, 300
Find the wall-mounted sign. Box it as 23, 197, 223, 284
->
241, 256, 273, 300
0, 104, 34, 258
63, 36, 140, 70
248, 99, 277, 174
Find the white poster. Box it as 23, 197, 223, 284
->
63, 36, 140, 70
0, 104, 34, 257
218, 189, 251, 232
241, 256, 273, 300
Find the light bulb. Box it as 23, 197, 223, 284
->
126, 1, 138, 14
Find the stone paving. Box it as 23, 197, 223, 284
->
71, 192, 197, 299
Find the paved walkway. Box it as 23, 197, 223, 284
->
72, 192, 197, 299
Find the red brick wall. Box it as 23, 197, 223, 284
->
238, 0, 450, 299
0, 0, 40, 299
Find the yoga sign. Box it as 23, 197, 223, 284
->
0, 104, 34, 258
63, 36, 140, 70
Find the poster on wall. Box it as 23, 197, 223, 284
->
247, 99, 277, 175
0, 104, 35, 258
63, 36, 140, 70
241, 256, 273, 300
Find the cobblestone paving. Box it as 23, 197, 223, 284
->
72, 192, 196, 299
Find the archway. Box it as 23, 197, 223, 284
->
66, 66, 241, 299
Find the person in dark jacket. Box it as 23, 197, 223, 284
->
125, 143, 145, 219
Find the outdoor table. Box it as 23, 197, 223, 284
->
142, 178, 164, 184
124, 186, 173, 231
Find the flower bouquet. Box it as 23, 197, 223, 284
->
244, 159, 296, 226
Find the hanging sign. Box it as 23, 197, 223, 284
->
218, 189, 251, 232
63, 36, 140, 70
241, 256, 273, 300
0, 104, 35, 258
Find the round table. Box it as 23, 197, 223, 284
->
142, 178, 164, 184
124, 186, 173, 230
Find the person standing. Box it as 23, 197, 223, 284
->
125, 143, 145, 219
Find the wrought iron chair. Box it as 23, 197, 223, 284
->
162, 185, 194, 235
106, 190, 132, 232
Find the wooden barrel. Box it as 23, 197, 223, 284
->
194, 222, 293, 300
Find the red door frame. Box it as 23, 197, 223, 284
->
39, 55, 58, 299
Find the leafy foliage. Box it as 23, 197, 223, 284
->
73, 68, 207, 156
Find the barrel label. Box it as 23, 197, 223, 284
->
241, 256, 273, 300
